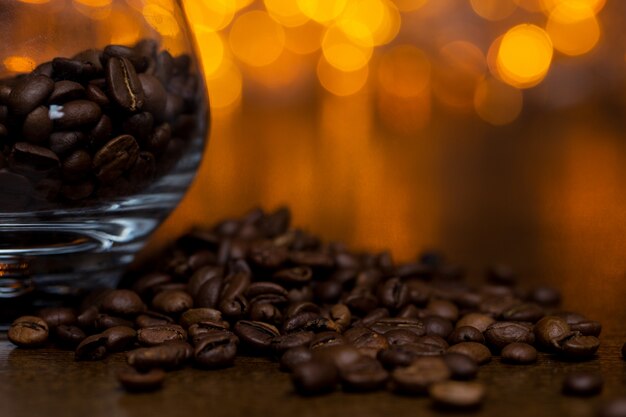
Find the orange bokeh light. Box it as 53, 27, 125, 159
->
229, 11, 286, 67
297, 0, 348, 24
317, 55, 369, 96
497, 24, 553, 88
546, 4, 600, 56
377, 45, 431, 98
322, 23, 373, 71
2, 56, 36, 73
183, 0, 235, 32
284, 21, 324, 55
470, 0, 518, 21
474, 77, 523, 125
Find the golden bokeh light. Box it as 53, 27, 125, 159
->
486, 35, 503, 80
317, 55, 369, 96
433, 41, 486, 110
246, 49, 308, 89
470, 0, 517, 21
234, 0, 254, 12
74, 0, 111, 6
206, 57, 243, 111
497, 24, 553, 88
541, 0, 605, 14
229, 11, 286, 67
297, 0, 348, 24
377, 45, 430, 98
338, 0, 401, 46
474, 77, 523, 125
393, 0, 428, 12
194, 25, 225, 77
106, 8, 144, 45
183, 0, 236, 32
73, 0, 111, 20
264, 0, 309, 27
514, 0, 545, 12
322, 23, 373, 71
546, 4, 600, 56
2, 56, 36, 73
142, 3, 180, 37
284, 21, 324, 55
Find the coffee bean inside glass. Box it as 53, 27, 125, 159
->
0, 0, 209, 308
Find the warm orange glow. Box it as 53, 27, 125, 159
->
338, 0, 401, 46
74, 0, 111, 6
229, 11, 286, 67
486, 35, 504, 80
206, 57, 243, 111
317, 56, 369, 96
377, 45, 430, 98
234, 0, 254, 12
546, 4, 600, 56
514, 0, 545, 12
194, 25, 225, 77
393, 0, 428, 12
142, 3, 180, 37
497, 24, 553, 88
183, 0, 236, 32
73, 0, 111, 19
2, 56, 36, 73
17, 0, 50, 3
378, 92, 431, 134
541, 0, 605, 14
474, 77, 523, 125
470, 0, 517, 21
284, 21, 324, 55
322, 23, 373, 71
264, 0, 309, 27
106, 9, 144, 45
433, 41, 486, 110
247, 50, 307, 89
297, 0, 348, 24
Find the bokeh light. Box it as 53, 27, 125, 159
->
184, 0, 236, 32
540, 0, 605, 14
497, 24, 553, 88
338, 0, 401, 46
206, 57, 243, 111
2, 56, 36, 73
297, 0, 348, 24
474, 77, 523, 125
284, 21, 324, 55
247, 49, 308, 89
322, 23, 373, 71
193, 25, 225, 77
73, 0, 112, 20
142, 3, 180, 37
546, 4, 600, 56
377, 45, 430, 98
264, 0, 309, 27
393, 0, 428, 12
470, 0, 517, 21
317, 56, 369, 96
230, 11, 286, 67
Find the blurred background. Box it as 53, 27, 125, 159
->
5, 0, 626, 321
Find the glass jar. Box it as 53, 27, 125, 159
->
0, 0, 209, 311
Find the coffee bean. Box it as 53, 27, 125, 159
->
123, 112, 153, 145
339, 356, 388, 392
179, 308, 221, 328
38, 307, 76, 329
385, 329, 421, 346
367, 318, 425, 337
61, 180, 95, 200
562, 372, 603, 396
443, 353, 478, 380
529, 286, 561, 307
234, 320, 280, 351
55, 325, 86, 348
85, 84, 110, 109
54, 100, 102, 130
77, 306, 99, 329
102, 326, 137, 352
194, 331, 238, 369
106, 56, 145, 112
52, 57, 99, 80
8, 316, 49, 348
426, 299, 459, 322
447, 342, 492, 365
271, 331, 315, 354
484, 322, 534, 351
486, 264, 517, 286
500, 303, 545, 323
75, 334, 107, 361
571, 320, 602, 337
555, 333, 600, 360
127, 342, 192, 370
429, 381, 485, 410
95, 314, 134, 330
49, 131, 85, 156
456, 313, 495, 333
391, 356, 451, 394
135, 311, 175, 328
501, 342, 537, 364
72, 49, 104, 74
22, 106, 52, 144
137, 325, 186, 346
152, 289, 193, 315
93, 134, 139, 183
139, 74, 167, 121
11, 142, 59, 171
534, 316, 571, 351
424, 316, 454, 339
280, 346, 313, 372
292, 359, 338, 395
377, 277, 409, 311
62, 150, 92, 181
103, 45, 148, 72
344, 327, 389, 358
117, 368, 165, 392
49, 81, 85, 104
8, 75, 54, 116
448, 326, 485, 345
309, 332, 344, 350
101, 289, 145, 316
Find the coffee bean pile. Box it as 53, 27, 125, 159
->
0, 39, 200, 209
5, 207, 613, 409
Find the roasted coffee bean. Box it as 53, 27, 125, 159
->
53, 100, 102, 130
429, 381, 486, 410
117, 368, 165, 392
555, 334, 600, 360
271, 331, 315, 354
571, 320, 602, 337
93, 134, 139, 183
249, 302, 282, 324
95, 314, 134, 330
340, 356, 388, 392
127, 342, 192, 370
309, 332, 344, 350
456, 313, 495, 333
179, 308, 221, 328
85, 84, 110, 109
291, 359, 338, 396
49, 81, 85, 104
501, 342, 537, 364
11, 142, 59, 171
367, 318, 425, 337
443, 353, 478, 380
8, 316, 49, 348
8, 75, 54, 116
152, 289, 193, 315
314, 280, 343, 303
188, 266, 223, 296
447, 342, 492, 365
62, 150, 92, 181
194, 331, 238, 369
55, 325, 86, 348
103, 45, 148, 72
426, 299, 459, 322
448, 326, 485, 345
344, 327, 389, 358
234, 320, 280, 350
562, 372, 603, 396
139, 74, 167, 121
77, 306, 99, 329
135, 311, 174, 328
484, 322, 534, 351
218, 294, 249, 320
102, 326, 137, 352
385, 329, 421, 346
49, 131, 85, 156
529, 286, 561, 307
424, 316, 454, 339
486, 264, 517, 286
61, 180, 95, 200
75, 334, 107, 361
101, 289, 145, 316
280, 346, 313, 372
52, 57, 99, 80
137, 325, 186, 346
106, 56, 145, 112
377, 277, 409, 310
329, 304, 351, 331
146, 122, 171, 155
38, 307, 76, 329
22, 106, 52, 144
534, 316, 571, 351
391, 356, 451, 394
500, 303, 545, 323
